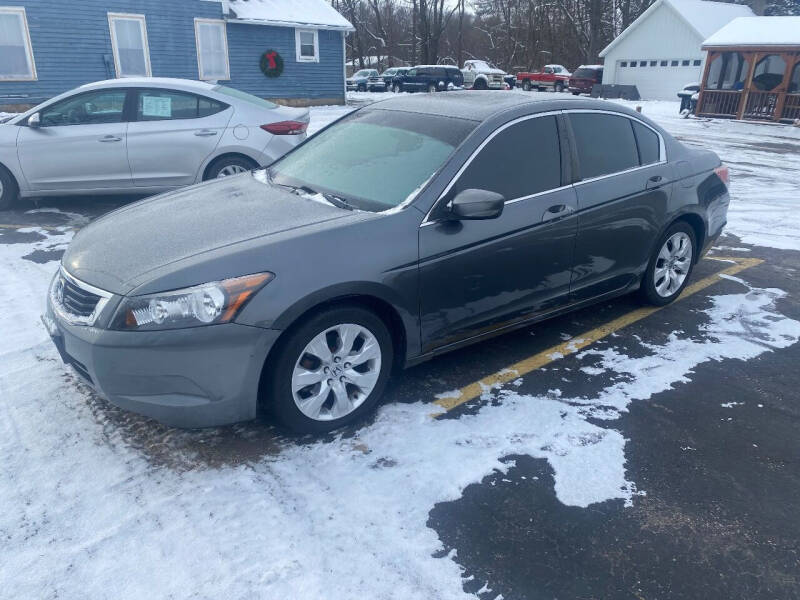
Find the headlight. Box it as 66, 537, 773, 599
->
111, 273, 273, 331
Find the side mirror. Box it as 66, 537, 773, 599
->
28, 112, 41, 128
449, 188, 505, 220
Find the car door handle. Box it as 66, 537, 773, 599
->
194, 130, 218, 137
542, 204, 574, 223
99, 135, 122, 143
646, 175, 667, 189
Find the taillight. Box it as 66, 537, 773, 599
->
714, 165, 730, 186
261, 121, 308, 135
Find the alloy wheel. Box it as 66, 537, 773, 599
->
654, 232, 692, 297
217, 165, 248, 178
291, 323, 382, 421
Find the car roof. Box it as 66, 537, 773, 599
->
366, 91, 612, 122
78, 77, 217, 91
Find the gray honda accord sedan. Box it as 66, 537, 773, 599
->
44, 93, 730, 432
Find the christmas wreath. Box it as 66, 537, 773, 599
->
260, 50, 284, 78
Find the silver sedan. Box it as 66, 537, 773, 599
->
0, 78, 309, 209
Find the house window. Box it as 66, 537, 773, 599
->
0, 7, 36, 80
681, 60, 690, 66
693, 59, 701, 66
660, 60, 668, 66
640, 61, 648, 67
620, 61, 628, 67
295, 29, 318, 62
108, 13, 151, 77
650, 60, 657, 67
195, 19, 229, 80
671, 60, 679, 66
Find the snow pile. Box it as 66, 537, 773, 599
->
1, 217, 799, 597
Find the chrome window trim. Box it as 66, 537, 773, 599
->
50, 266, 113, 327
420, 110, 562, 226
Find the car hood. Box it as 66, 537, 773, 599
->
62, 173, 353, 295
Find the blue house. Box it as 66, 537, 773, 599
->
0, 0, 353, 110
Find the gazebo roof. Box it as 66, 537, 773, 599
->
703, 16, 800, 48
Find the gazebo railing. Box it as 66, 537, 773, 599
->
783, 93, 800, 122
742, 90, 780, 120
698, 90, 741, 117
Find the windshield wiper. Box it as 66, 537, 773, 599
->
267, 171, 354, 211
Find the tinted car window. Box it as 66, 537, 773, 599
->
569, 113, 639, 179
137, 89, 227, 121
40, 90, 127, 126
450, 115, 561, 202
270, 109, 476, 212
631, 120, 660, 165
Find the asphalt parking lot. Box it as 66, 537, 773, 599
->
2, 98, 800, 599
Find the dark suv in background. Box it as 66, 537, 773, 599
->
569, 65, 604, 95
391, 66, 464, 93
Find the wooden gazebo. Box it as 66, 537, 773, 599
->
696, 16, 800, 123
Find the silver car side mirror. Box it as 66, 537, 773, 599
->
28, 112, 41, 128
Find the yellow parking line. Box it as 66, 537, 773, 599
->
433, 256, 764, 414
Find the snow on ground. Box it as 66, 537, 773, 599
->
2, 92, 800, 598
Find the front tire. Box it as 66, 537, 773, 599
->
428, 83, 437, 93
266, 305, 394, 433
0, 166, 18, 211
640, 222, 696, 306
205, 155, 258, 180
522, 80, 531, 91
555, 82, 564, 93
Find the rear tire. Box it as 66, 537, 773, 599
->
555, 82, 564, 93
266, 305, 394, 433
522, 80, 531, 91
428, 83, 437, 93
572, 91, 580, 95
0, 166, 18, 211
205, 155, 258, 180
640, 221, 697, 306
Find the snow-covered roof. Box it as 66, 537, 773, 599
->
224, 0, 354, 31
703, 16, 800, 47
600, 0, 753, 57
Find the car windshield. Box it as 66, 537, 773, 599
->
213, 85, 278, 109
268, 109, 476, 212
354, 70, 371, 77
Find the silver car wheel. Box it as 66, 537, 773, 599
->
654, 232, 693, 297
217, 165, 248, 178
291, 323, 382, 421
0, 179, 4, 199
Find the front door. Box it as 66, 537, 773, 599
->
419, 114, 578, 352
566, 111, 673, 301
17, 88, 132, 192
126, 88, 232, 188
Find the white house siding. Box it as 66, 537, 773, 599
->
601, 2, 705, 100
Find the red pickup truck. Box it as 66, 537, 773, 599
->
516, 64, 571, 92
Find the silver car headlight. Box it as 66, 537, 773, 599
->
111, 273, 273, 331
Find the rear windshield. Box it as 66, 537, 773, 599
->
573, 68, 600, 79
212, 85, 278, 109
268, 109, 476, 212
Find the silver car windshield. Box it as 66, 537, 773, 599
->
268, 109, 476, 212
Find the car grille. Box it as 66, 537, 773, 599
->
51, 269, 110, 325
60, 276, 101, 317
490, 74, 504, 84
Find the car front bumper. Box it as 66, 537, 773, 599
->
43, 298, 281, 428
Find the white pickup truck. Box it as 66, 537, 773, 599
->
461, 60, 507, 90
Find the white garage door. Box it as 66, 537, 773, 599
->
614, 60, 703, 101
